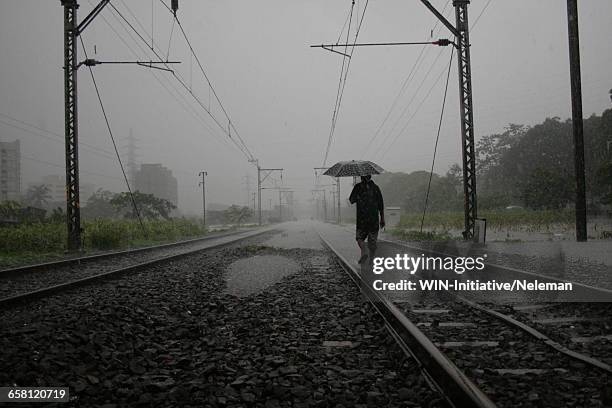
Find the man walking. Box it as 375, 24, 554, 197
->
349, 175, 385, 264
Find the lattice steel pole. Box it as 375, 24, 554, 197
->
62, 0, 82, 250
454, 0, 477, 239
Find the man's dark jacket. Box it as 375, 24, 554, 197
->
349, 179, 384, 232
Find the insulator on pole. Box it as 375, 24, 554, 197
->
171, 0, 178, 14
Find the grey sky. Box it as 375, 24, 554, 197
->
1, 1, 611, 215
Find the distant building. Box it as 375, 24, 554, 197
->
29, 175, 94, 207
135, 163, 178, 206
0, 139, 21, 201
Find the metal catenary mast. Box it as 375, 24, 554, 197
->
420, 0, 477, 239
60, 0, 179, 250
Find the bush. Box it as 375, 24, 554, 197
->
0, 222, 65, 253
400, 209, 575, 232
392, 229, 453, 242
84, 219, 127, 250
0, 218, 207, 255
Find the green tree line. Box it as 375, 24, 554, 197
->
374, 108, 612, 213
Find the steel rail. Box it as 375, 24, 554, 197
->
380, 238, 612, 374
0, 228, 275, 308
0, 228, 257, 278
318, 233, 497, 408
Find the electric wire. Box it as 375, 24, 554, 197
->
372, 0, 494, 161
172, 15, 256, 162
156, 0, 256, 163
377, 55, 452, 161
373, 47, 447, 160
322, 1, 354, 169
420, 47, 454, 232
79, 36, 147, 234
336, 5, 353, 45
91, 2, 236, 156
165, 16, 176, 61
0, 114, 117, 159
322, 0, 370, 167
108, 2, 254, 161
360, 0, 451, 158
471, 0, 493, 30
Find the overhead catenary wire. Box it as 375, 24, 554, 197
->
172, 14, 255, 163
420, 48, 454, 232
373, 47, 448, 160
336, 5, 353, 45
0, 114, 118, 160
322, 0, 370, 168
94, 1, 236, 156
106, 2, 234, 145
370, 0, 494, 161
108, 2, 255, 162
360, 0, 451, 158
156, 0, 256, 164
79, 36, 147, 234
322, 1, 354, 169
165, 16, 176, 61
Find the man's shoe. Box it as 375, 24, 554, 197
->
358, 253, 368, 264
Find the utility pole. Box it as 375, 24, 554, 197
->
566, 0, 587, 242
314, 167, 341, 224
252, 160, 283, 226
279, 189, 282, 221
312, 189, 327, 221
60, 0, 178, 250
420, 0, 477, 239
198, 171, 207, 227
62, 0, 83, 250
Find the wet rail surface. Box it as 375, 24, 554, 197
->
319, 229, 612, 408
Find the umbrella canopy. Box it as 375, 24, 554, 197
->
323, 160, 385, 177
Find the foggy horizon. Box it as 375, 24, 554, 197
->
1, 0, 611, 216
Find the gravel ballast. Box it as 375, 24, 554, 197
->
0, 235, 441, 407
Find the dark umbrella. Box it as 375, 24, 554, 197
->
323, 160, 385, 177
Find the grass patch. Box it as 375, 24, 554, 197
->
391, 229, 454, 242
0, 218, 208, 268
400, 209, 575, 232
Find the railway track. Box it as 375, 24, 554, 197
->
320, 233, 612, 408
0, 227, 275, 308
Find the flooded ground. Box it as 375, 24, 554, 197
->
224, 254, 300, 297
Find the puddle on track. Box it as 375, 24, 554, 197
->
224, 255, 300, 297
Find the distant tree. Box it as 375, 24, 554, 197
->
111, 191, 176, 220
476, 124, 528, 177
24, 184, 51, 209
445, 163, 463, 192
223, 205, 253, 226
521, 167, 574, 210
401, 171, 459, 213
0, 200, 21, 220
48, 207, 65, 223
595, 161, 612, 205
374, 171, 461, 213
83, 189, 116, 219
